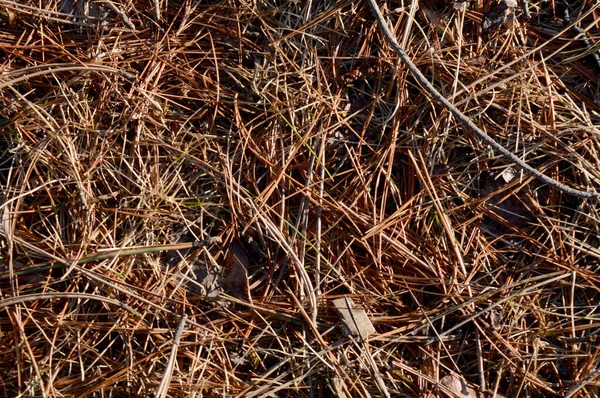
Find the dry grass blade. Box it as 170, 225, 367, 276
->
1, 0, 600, 396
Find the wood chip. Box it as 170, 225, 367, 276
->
333, 297, 375, 339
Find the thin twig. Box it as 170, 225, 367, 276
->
0, 64, 137, 91
0, 292, 141, 317
367, 0, 598, 199
154, 0, 161, 21
155, 315, 187, 398
99, 0, 135, 30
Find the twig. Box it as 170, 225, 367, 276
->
0, 64, 137, 91
99, 0, 135, 30
0, 292, 141, 318
564, 365, 600, 398
366, 0, 598, 199
154, 0, 161, 21
7, 237, 216, 332
0, 236, 222, 281
155, 315, 186, 398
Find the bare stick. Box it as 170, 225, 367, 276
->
154, 0, 161, 21
155, 315, 186, 398
99, 0, 135, 30
367, 0, 598, 199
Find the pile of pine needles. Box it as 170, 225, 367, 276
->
1, 0, 600, 396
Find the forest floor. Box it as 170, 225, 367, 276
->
1, 0, 600, 396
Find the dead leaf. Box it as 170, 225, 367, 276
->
439, 375, 478, 397
222, 239, 252, 303
165, 234, 223, 297
482, 0, 516, 37
195, 266, 221, 298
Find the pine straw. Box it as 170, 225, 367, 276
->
1, 0, 599, 396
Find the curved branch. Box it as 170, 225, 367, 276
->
367, 0, 598, 200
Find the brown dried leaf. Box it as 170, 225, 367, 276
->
222, 239, 252, 303
439, 375, 478, 397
